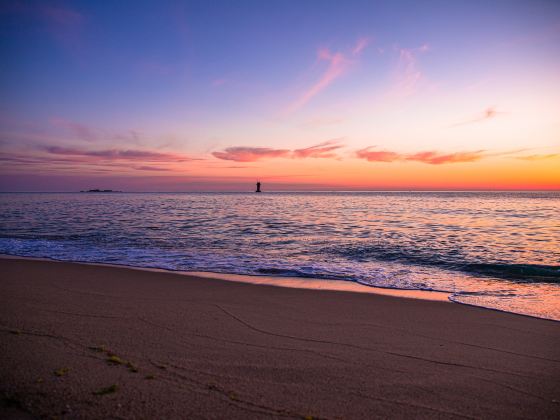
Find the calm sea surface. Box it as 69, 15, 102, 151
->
1, 192, 559, 320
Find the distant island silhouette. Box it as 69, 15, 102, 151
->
80, 189, 122, 193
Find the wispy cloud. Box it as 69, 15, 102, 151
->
356, 147, 486, 165
44, 146, 197, 162
212, 147, 291, 162
287, 38, 370, 113
1, 2, 85, 50
389, 44, 429, 98
406, 150, 485, 164
514, 153, 560, 161
50, 118, 97, 141
213, 140, 345, 162
394, 49, 421, 96
293, 140, 344, 159
212, 78, 227, 87
134, 165, 171, 171
49, 119, 146, 145
450, 106, 505, 127
137, 60, 172, 76
352, 37, 370, 55
366, 42, 433, 100
113, 129, 142, 143
300, 116, 345, 129
0, 145, 199, 176
356, 148, 401, 162
41, 6, 83, 28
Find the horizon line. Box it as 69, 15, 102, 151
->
1, 189, 559, 193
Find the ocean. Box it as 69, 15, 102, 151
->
1, 191, 559, 320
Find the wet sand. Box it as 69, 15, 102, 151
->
1, 257, 559, 419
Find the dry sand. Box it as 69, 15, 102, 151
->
1, 257, 559, 419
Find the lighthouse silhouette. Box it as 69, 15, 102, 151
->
255, 181, 261, 193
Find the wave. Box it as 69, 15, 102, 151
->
2, 237, 560, 321
334, 244, 560, 283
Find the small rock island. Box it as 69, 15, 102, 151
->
79, 189, 123, 193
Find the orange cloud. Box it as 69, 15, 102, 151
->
356, 148, 401, 162
406, 150, 485, 164
212, 147, 291, 162
287, 38, 369, 113
356, 147, 486, 165
515, 153, 560, 161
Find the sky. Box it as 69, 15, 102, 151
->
1, 0, 559, 191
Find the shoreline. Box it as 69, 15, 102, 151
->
4, 254, 560, 323
0, 254, 451, 302
1, 257, 559, 418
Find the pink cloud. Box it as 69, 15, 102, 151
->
356, 148, 401, 162
212, 147, 291, 162
356, 147, 486, 165
293, 140, 344, 159
134, 165, 171, 171
352, 37, 370, 55
287, 38, 369, 113
406, 150, 485, 165
0, 145, 201, 176
391, 47, 424, 97
213, 141, 346, 162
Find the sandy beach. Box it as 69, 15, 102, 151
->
1, 257, 559, 419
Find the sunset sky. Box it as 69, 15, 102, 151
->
1, 0, 559, 191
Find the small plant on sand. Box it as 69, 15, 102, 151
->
93, 384, 118, 395
106, 355, 124, 365
89, 346, 139, 373
144, 374, 155, 380
126, 361, 138, 373
54, 368, 69, 377
9, 329, 21, 335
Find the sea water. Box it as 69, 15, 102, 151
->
1, 191, 558, 320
